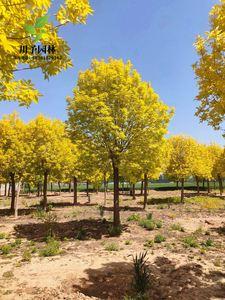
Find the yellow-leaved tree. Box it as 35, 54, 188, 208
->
0, 113, 30, 215
67, 58, 173, 227
0, 0, 93, 106
27, 115, 75, 209
192, 143, 214, 194
193, 0, 225, 130
209, 144, 224, 195
166, 135, 197, 202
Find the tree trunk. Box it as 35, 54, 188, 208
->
140, 180, 144, 196
86, 181, 89, 197
51, 182, 53, 193
196, 176, 200, 195
69, 182, 71, 193
58, 182, 61, 194
0, 183, 1, 197
113, 163, 120, 227
181, 178, 184, 203
10, 173, 16, 213
176, 181, 179, 189
143, 173, 148, 209
104, 175, 107, 206
202, 179, 205, 189
43, 171, 48, 209
132, 183, 136, 200
218, 175, 223, 196
73, 176, 78, 205
37, 182, 40, 197
8, 183, 11, 197
28, 183, 31, 195
14, 181, 21, 218
207, 179, 210, 194
129, 184, 132, 196
4, 183, 7, 197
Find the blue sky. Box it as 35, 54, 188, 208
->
0, 0, 223, 145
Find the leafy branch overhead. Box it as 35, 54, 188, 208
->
24, 15, 49, 42
0, 0, 93, 106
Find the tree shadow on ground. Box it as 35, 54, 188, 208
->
0, 208, 37, 217
72, 256, 225, 300
103, 206, 143, 212
211, 226, 225, 235
14, 219, 128, 242
31, 202, 97, 209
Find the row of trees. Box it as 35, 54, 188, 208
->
0, 59, 224, 228
0, 112, 224, 218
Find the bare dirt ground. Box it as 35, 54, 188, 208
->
0, 190, 224, 300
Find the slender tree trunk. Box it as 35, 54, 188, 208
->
43, 171, 48, 209
218, 175, 223, 196
181, 178, 184, 203
73, 176, 78, 205
58, 182, 61, 194
143, 173, 148, 209
129, 184, 132, 196
140, 180, 144, 196
37, 182, 40, 197
51, 182, 53, 193
8, 183, 11, 197
196, 176, 200, 195
14, 180, 21, 218
207, 179, 210, 194
104, 174, 107, 206
69, 182, 71, 193
86, 181, 89, 197
0, 183, 1, 197
132, 183, 136, 200
4, 183, 7, 197
28, 183, 31, 195
176, 181, 179, 189
202, 179, 205, 189
214, 180, 216, 191
10, 173, 16, 213
112, 162, 120, 227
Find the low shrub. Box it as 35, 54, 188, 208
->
146, 213, 153, 220
108, 225, 122, 236
203, 238, 214, 247
127, 214, 141, 222
183, 236, 199, 248
170, 223, 185, 232
139, 219, 155, 231
11, 239, 22, 248
22, 250, 31, 262
0, 232, 7, 239
154, 234, 166, 243
39, 238, 61, 257
0, 244, 12, 255
105, 242, 119, 251
144, 239, 154, 248
155, 220, 163, 229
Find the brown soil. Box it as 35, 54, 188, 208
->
0, 190, 224, 300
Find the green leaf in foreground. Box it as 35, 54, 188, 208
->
35, 15, 49, 28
